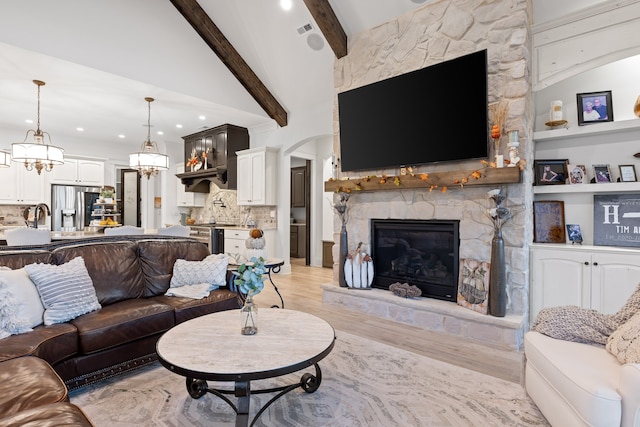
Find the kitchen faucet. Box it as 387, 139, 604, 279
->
33, 203, 50, 229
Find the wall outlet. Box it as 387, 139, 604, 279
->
270, 209, 276, 218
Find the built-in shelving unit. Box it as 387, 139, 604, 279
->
533, 118, 640, 142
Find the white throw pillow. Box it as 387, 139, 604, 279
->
25, 257, 101, 325
170, 254, 229, 289
0, 267, 45, 337
606, 311, 640, 364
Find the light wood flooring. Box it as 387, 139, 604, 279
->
254, 259, 524, 384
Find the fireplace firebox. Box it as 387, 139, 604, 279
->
370, 219, 459, 301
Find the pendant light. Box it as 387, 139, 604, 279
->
11, 80, 64, 174
129, 97, 169, 179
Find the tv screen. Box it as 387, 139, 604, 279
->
338, 49, 488, 172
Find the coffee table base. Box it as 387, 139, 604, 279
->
185, 362, 323, 427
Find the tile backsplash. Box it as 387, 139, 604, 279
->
0, 205, 30, 226
189, 185, 277, 230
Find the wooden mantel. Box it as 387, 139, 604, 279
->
324, 167, 520, 193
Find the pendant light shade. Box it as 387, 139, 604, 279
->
11, 80, 64, 174
129, 97, 169, 179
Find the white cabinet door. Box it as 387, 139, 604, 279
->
0, 166, 18, 202
0, 166, 47, 204
50, 158, 104, 185
591, 252, 640, 314
530, 246, 590, 322
225, 228, 247, 258
77, 160, 104, 186
236, 147, 277, 206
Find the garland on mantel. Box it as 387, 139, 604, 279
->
325, 161, 523, 194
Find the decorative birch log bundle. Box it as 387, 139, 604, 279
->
344, 242, 374, 289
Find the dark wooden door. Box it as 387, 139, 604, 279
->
291, 166, 306, 208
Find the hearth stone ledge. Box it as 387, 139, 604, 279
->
321, 284, 525, 351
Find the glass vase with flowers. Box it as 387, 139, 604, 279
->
234, 257, 266, 335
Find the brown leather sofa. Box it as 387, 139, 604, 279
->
0, 236, 240, 390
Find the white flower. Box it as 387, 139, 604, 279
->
487, 189, 501, 197
488, 208, 498, 217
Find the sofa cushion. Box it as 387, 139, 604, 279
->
0, 250, 52, 270
170, 253, 229, 289
0, 402, 93, 427
0, 356, 68, 417
0, 323, 78, 366
53, 241, 146, 305
70, 298, 175, 355
153, 288, 241, 324
137, 239, 210, 297
607, 311, 640, 364
525, 331, 622, 426
0, 268, 44, 337
25, 257, 101, 325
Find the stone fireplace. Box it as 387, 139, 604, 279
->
371, 219, 459, 302
324, 0, 533, 350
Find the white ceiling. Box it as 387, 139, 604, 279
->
0, 0, 592, 156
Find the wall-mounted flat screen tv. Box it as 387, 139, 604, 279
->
338, 49, 488, 172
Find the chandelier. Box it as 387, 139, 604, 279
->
11, 80, 64, 174
129, 97, 169, 179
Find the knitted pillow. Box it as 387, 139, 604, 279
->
532, 305, 617, 346
170, 253, 229, 289
25, 257, 101, 325
0, 267, 45, 337
607, 311, 640, 364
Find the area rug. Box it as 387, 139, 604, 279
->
69, 331, 549, 426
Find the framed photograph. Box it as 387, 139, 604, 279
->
619, 165, 637, 182
567, 164, 587, 185
593, 164, 613, 183
533, 201, 566, 243
566, 224, 583, 244
577, 91, 613, 125
534, 159, 568, 186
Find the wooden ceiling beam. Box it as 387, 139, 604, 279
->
302, 0, 347, 59
170, 0, 288, 127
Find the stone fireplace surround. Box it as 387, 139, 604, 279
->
326, 0, 532, 351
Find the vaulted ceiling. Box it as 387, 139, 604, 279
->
0, 0, 598, 156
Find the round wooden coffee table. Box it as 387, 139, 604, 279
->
156, 308, 335, 427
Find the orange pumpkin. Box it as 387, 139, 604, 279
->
249, 228, 263, 238
491, 124, 500, 139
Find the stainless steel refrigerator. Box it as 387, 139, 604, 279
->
51, 184, 102, 231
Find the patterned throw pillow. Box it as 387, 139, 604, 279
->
25, 257, 101, 325
607, 312, 640, 364
170, 253, 229, 289
0, 267, 45, 337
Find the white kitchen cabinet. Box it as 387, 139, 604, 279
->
175, 165, 205, 207
224, 228, 277, 260
0, 165, 48, 205
224, 228, 247, 259
50, 158, 104, 186
530, 244, 640, 323
236, 147, 278, 206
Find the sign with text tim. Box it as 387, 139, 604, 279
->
594, 194, 640, 247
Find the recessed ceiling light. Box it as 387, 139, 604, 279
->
157, 131, 164, 135
198, 115, 206, 120
176, 124, 183, 129
25, 119, 33, 124
118, 134, 125, 139
280, 0, 292, 11
76, 127, 84, 132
